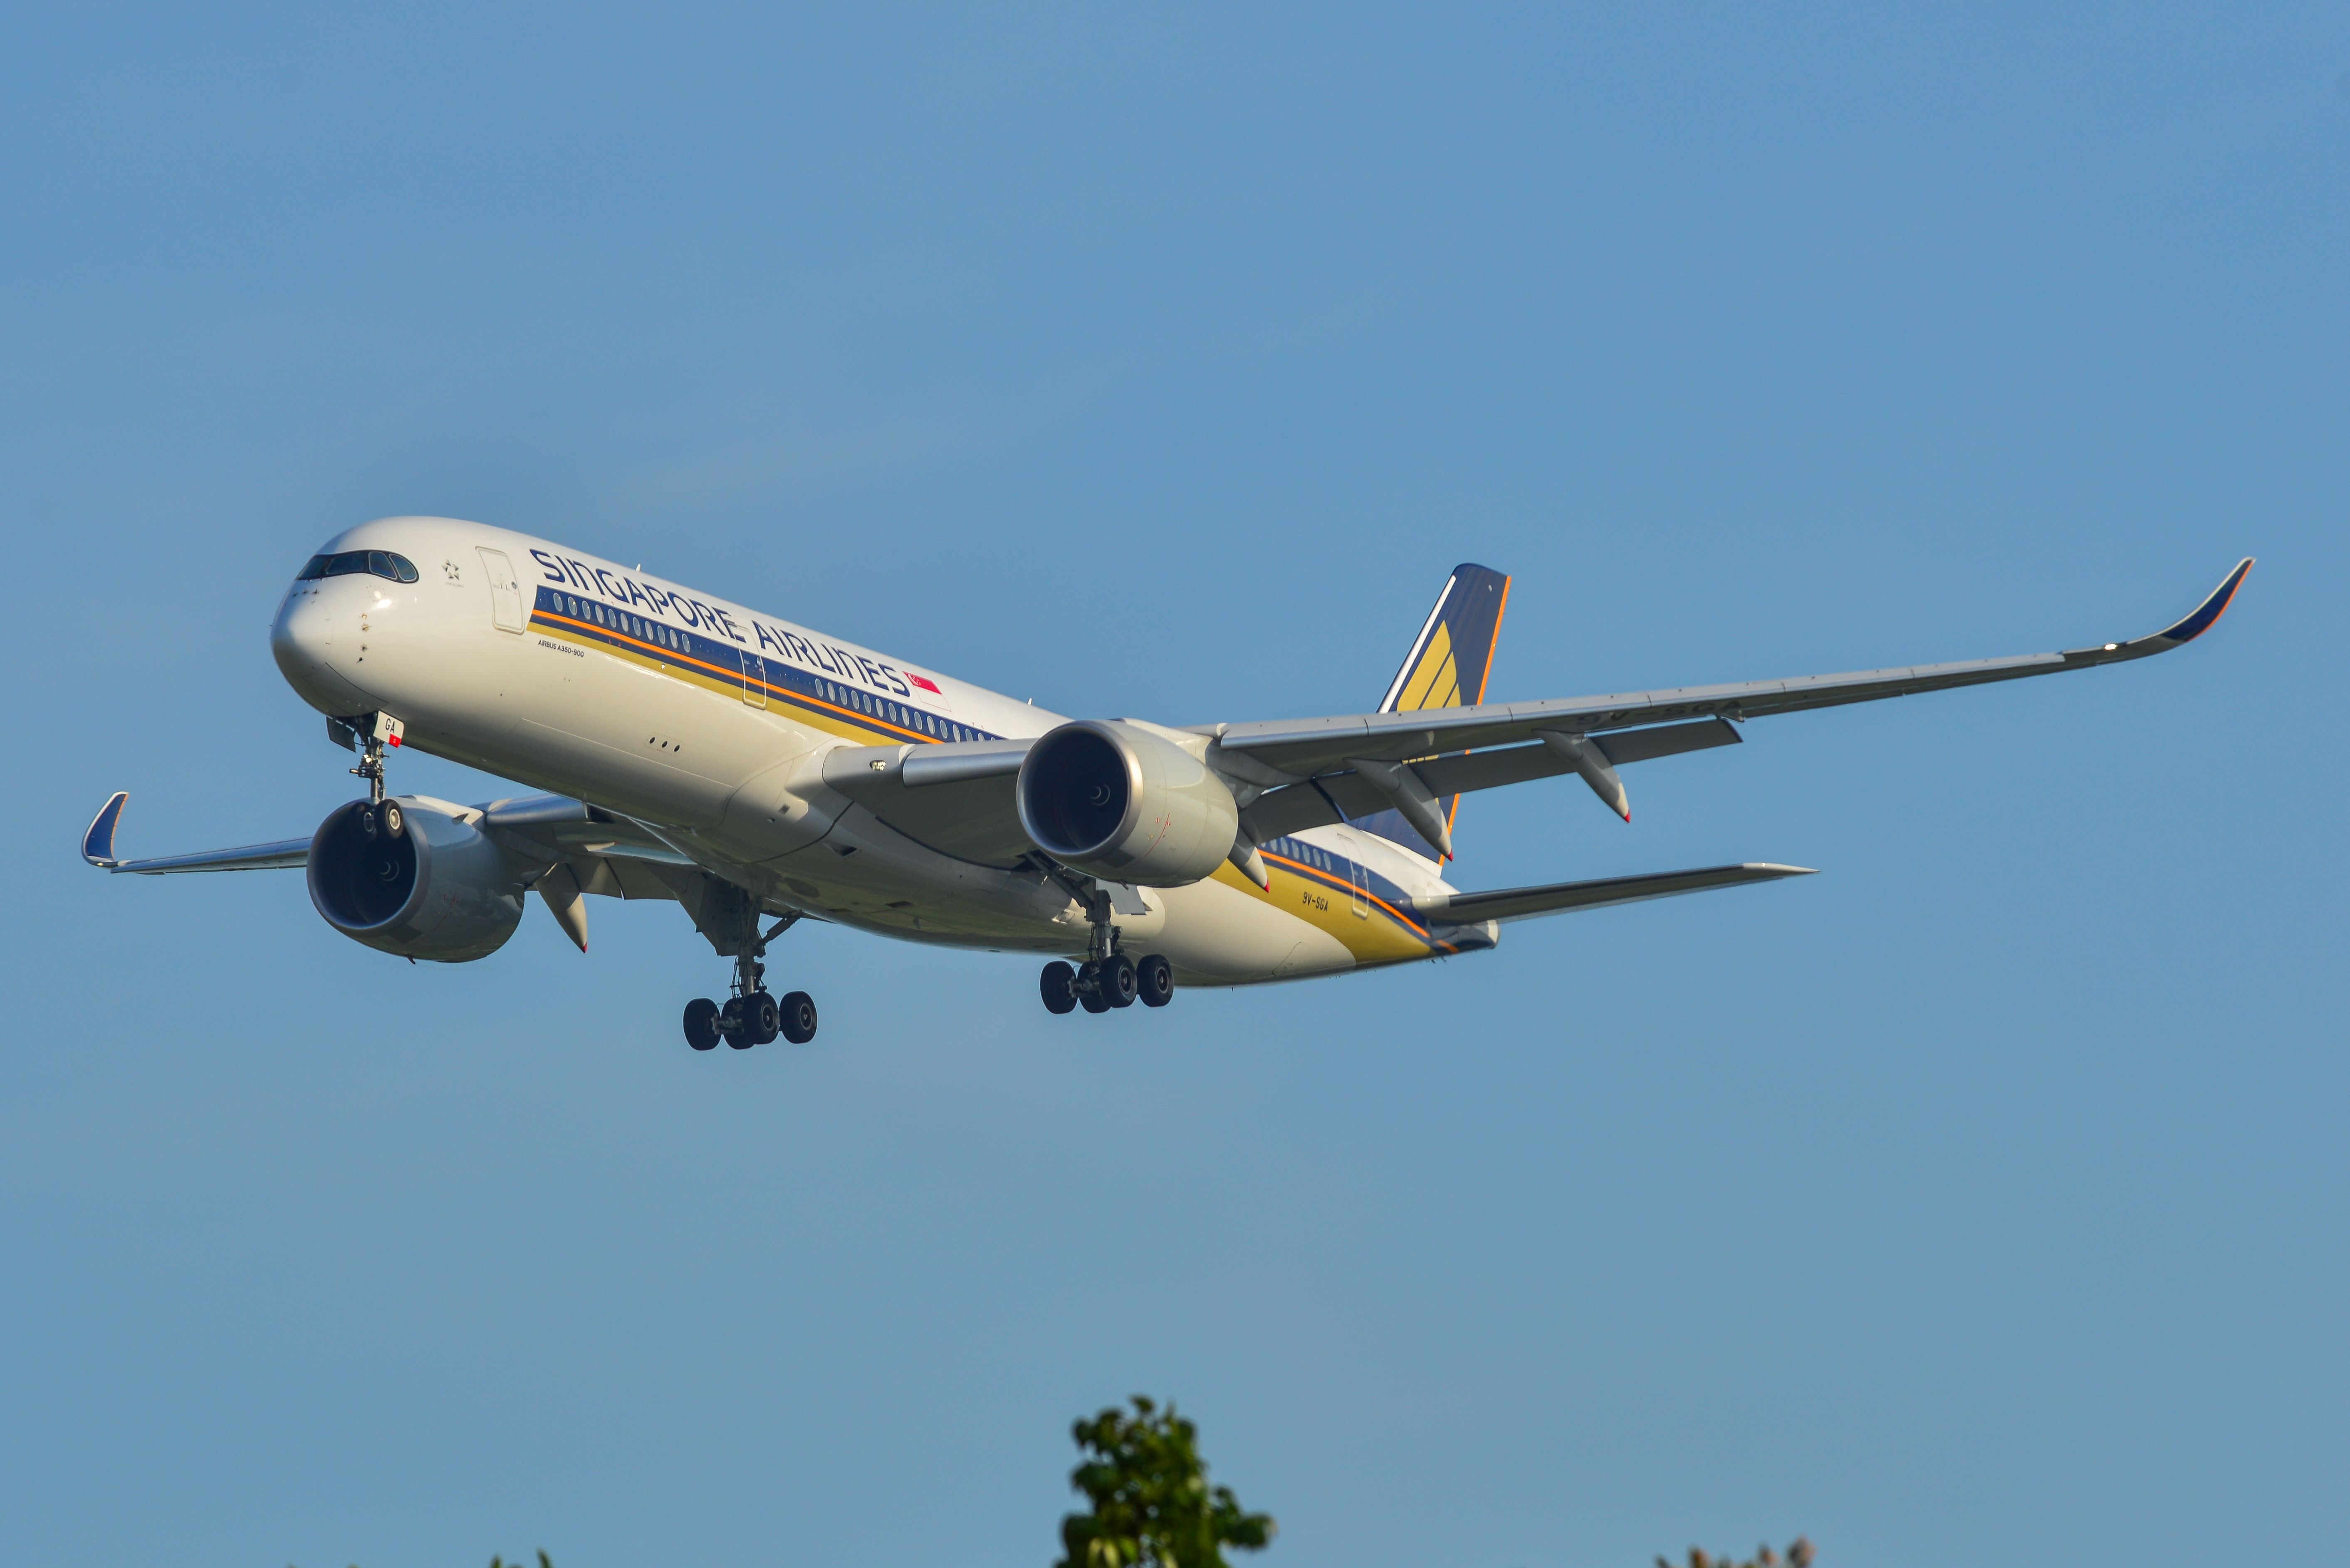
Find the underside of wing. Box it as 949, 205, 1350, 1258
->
817, 741, 1038, 867
82, 792, 312, 873
1417, 862, 1816, 925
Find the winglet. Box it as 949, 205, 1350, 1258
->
2155, 557, 2255, 645
83, 792, 129, 868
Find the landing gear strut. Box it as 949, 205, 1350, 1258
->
344, 711, 405, 805
681, 910, 816, 1052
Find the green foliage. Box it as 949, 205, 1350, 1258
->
1056, 1395, 1275, 1568
1656, 1538, 1814, 1568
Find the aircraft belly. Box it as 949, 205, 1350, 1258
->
745, 806, 1108, 948
1150, 877, 1356, 984
1152, 857, 1458, 984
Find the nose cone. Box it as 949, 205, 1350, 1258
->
272, 583, 377, 714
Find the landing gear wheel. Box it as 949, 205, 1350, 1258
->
379, 800, 404, 836
1040, 961, 1078, 1015
683, 997, 721, 1051
1101, 953, 1139, 1009
745, 991, 780, 1045
779, 990, 818, 1045
1077, 961, 1111, 1013
720, 997, 754, 1049
1136, 953, 1174, 1008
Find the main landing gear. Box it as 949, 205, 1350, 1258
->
682, 912, 816, 1052
1039, 952, 1174, 1015
1036, 876, 1175, 1016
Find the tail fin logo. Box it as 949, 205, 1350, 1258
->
1358, 563, 1511, 862
1380, 564, 1509, 717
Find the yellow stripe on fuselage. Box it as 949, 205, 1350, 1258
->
1222, 849, 1459, 964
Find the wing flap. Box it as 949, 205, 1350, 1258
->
1234, 718, 1745, 845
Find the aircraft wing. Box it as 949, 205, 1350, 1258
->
79, 787, 716, 955
82, 793, 311, 872
1205, 558, 2254, 777
1192, 557, 2252, 849
80, 789, 694, 904
811, 558, 2253, 865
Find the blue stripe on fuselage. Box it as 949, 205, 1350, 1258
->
530, 587, 999, 747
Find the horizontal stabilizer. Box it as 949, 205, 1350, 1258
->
1415, 862, 1815, 925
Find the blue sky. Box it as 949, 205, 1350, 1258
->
2, 7, 2345, 1566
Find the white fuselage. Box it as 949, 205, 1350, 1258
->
270, 516, 1484, 984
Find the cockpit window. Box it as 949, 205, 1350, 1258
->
297, 550, 420, 584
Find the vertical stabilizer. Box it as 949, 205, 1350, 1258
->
1358, 563, 1510, 861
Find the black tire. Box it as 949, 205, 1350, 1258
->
1040, 961, 1078, 1015
1077, 961, 1111, 1013
1101, 953, 1139, 1009
683, 997, 721, 1051
379, 800, 404, 836
1136, 953, 1174, 1008
747, 991, 781, 1045
720, 996, 752, 1048
779, 990, 818, 1045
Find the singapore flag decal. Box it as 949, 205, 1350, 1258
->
907, 673, 942, 694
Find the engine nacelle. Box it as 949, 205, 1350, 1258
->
307, 798, 527, 962
1016, 720, 1240, 887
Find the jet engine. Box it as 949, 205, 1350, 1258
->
307, 798, 528, 962
1015, 720, 1240, 887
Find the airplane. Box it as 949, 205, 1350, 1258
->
82, 516, 2254, 1051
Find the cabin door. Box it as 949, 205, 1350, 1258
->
477, 548, 525, 632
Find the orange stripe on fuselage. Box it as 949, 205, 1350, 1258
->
1259, 848, 1432, 940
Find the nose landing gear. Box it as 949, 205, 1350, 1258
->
338, 711, 406, 806
681, 911, 816, 1052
